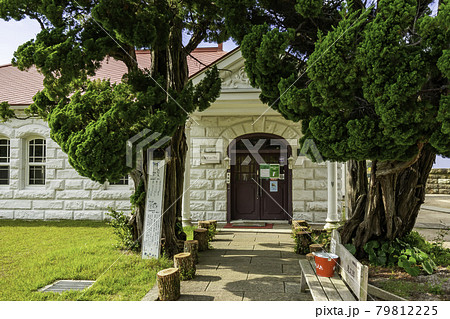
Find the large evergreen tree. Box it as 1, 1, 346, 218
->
0, 0, 226, 256
222, 0, 449, 252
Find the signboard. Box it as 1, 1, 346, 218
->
269, 164, 280, 178
260, 164, 280, 179
269, 180, 278, 192
141, 160, 166, 259
200, 151, 221, 164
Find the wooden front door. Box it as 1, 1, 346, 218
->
229, 134, 291, 221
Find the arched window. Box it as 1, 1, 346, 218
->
28, 139, 46, 185
0, 139, 10, 185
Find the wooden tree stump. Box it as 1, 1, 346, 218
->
293, 226, 309, 233
193, 228, 208, 251
184, 240, 199, 264
157, 268, 180, 301
294, 231, 312, 254
292, 220, 309, 229
306, 253, 315, 261
309, 243, 324, 253
174, 252, 196, 280
198, 220, 211, 230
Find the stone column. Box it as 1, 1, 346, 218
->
182, 119, 192, 226
325, 161, 340, 229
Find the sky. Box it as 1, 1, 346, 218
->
0, 9, 448, 168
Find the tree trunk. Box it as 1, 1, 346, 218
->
194, 228, 209, 251
340, 145, 436, 255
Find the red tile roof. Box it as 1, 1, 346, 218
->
0, 47, 228, 106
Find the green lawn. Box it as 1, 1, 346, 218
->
0, 220, 172, 301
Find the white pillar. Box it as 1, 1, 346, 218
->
182, 120, 192, 226
325, 161, 339, 229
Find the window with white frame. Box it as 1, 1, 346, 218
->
28, 139, 46, 185
110, 175, 129, 186
0, 139, 10, 185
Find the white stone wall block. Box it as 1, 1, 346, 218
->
218, 117, 245, 127
46, 148, 57, 159
242, 124, 254, 134
84, 200, 115, 210
283, 127, 299, 139
190, 190, 206, 200
206, 190, 226, 201
206, 127, 224, 137
46, 180, 65, 190
190, 179, 214, 190
215, 179, 226, 190
91, 190, 133, 200
9, 159, 20, 169
292, 212, 313, 222
232, 125, 245, 137
115, 201, 132, 211
305, 180, 327, 190
14, 210, 44, 219
205, 212, 226, 221
307, 201, 328, 212
9, 139, 20, 149
9, 169, 19, 179
293, 168, 314, 179
190, 169, 205, 179
56, 190, 91, 199
206, 169, 226, 180
46, 159, 65, 169
293, 201, 305, 212
199, 117, 217, 126
214, 201, 227, 211
190, 211, 206, 221
65, 201, 83, 210
56, 150, 69, 158
190, 126, 205, 137
56, 169, 83, 179
15, 124, 50, 138
190, 201, 214, 211
74, 211, 103, 220
314, 190, 327, 201
292, 190, 314, 201
65, 180, 84, 190
313, 212, 327, 223
314, 168, 328, 180
8, 180, 19, 189
84, 180, 104, 190
46, 169, 56, 179
0, 191, 14, 199
0, 210, 14, 219
45, 211, 73, 220
14, 190, 55, 200
33, 200, 64, 209
292, 179, 305, 190
10, 148, 19, 158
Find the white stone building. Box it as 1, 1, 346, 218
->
0, 47, 342, 224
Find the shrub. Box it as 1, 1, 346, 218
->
106, 209, 139, 251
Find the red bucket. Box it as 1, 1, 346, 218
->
314, 252, 339, 277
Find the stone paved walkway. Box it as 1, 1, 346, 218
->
178, 230, 312, 301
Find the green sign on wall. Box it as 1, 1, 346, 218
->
260, 164, 280, 179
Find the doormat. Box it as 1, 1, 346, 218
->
224, 223, 274, 229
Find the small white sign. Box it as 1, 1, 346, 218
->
270, 180, 278, 192
141, 160, 165, 259
200, 151, 221, 164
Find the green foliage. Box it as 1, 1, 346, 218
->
106, 209, 139, 251
183, 225, 197, 241
0, 102, 15, 122
362, 231, 445, 276
223, 0, 449, 162
130, 181, 146, 207
0, 220, 173, 300
0, 1, 225, 184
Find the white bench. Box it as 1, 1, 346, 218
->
299, 230, 369, 301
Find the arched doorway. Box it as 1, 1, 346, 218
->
227, 133, 292, 222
